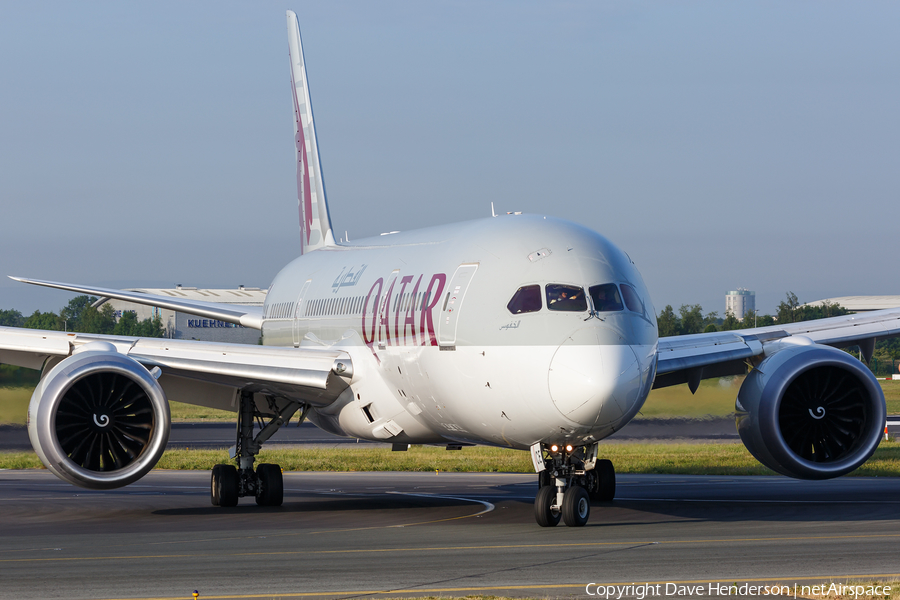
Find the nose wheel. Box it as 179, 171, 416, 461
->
562, 486, 590, 527
531, 442, 613, 527
534, 485, 561, 527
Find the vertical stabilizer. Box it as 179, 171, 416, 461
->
287, 10, 335, 254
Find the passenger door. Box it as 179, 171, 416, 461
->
438, 263, 479, 348
292, 279, 312, 347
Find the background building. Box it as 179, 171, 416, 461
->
94, 285, 266, 344
726, 288, 755, 321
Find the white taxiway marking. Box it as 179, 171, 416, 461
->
387, 491, 495, 516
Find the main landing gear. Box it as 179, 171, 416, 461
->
531, 442, 615, 527
210, 390, 306, 508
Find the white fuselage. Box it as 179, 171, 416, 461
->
261, 214, 658, 450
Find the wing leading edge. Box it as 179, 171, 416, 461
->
655, 306, 900, 391
9, 276, 263, 329
0, 326, 352, 410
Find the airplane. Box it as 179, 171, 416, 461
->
0, 10, 896, 527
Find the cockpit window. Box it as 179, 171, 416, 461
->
589, 283, 624, 312
621, 283, 644, 314
546, 284, 588, 312
507, 285, 542, 314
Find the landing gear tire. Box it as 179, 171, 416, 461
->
534, 485, 561, 527
255, 463, 284, 507
211, 464, 239, 507
211, 465, 221, 506
590, 459, 615, 502
562, 486, 590, 527
538, 471, 552, 489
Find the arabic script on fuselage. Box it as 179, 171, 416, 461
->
332, 264, 368, 292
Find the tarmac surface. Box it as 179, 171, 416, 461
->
0, 469, 899, 600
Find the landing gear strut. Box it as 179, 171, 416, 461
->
210, 390, 305, 507
531, 443, 615, 527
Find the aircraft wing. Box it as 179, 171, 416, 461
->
0, 326, 352, 409
654, 307, 900, 390
9, 277, 263, 329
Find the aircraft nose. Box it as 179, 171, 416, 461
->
548, 327, 643, 427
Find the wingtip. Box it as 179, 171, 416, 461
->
8, 276, 26, 283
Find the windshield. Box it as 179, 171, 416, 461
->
589, 283, 624, 312
507, 285, 542, 314
546, 284, 587, 312
620, 283, 644, 314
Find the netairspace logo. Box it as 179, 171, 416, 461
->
584, 582, 893, 599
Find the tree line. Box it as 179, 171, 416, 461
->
0, 296, 165, 386
658, 291, 900, 368
656, 292, 850, 337
0, 295, 165, 338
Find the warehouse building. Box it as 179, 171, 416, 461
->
94, 285, 266, 344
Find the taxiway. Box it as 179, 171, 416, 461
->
0, 470, 898, 599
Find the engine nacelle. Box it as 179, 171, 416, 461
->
736, 343, 885, 479
27, 344, 170, 489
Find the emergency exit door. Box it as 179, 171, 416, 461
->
438, 263, 478, 347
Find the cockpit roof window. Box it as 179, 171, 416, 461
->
589, 283, 624, 312
507, 284, 542, 314
621, 283, 644, 314
546, 284, 587, 312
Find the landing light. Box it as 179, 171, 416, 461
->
548, 444, 575, 454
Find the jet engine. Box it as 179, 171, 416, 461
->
735, 342, 885, 479
27, 343, 170, 489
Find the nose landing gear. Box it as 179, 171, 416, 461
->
531, 442, 614, 527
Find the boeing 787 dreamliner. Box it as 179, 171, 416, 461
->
1, 11, 896, 527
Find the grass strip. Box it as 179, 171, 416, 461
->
3, 441, 899, 476
638, 379, 900, 419
6, 379, 900, 425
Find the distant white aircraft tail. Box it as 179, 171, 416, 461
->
287, 10, 335, 254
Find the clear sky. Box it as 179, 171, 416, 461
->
1, 1, 898, 317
